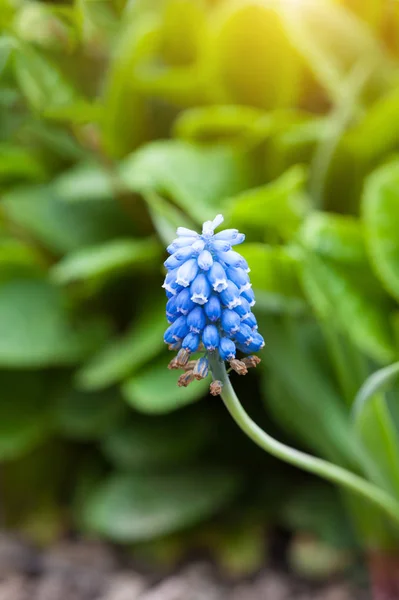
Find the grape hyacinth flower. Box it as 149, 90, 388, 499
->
161, 217, 399, 531
163, 214, 264, 395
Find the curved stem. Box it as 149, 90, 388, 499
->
208, 354, 399, 527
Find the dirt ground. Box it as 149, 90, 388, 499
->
0, 534, 368, 600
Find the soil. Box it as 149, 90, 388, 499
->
0, 533, 369, 600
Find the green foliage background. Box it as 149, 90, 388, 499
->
2, 0, 399, 577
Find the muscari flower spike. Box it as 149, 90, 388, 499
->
163, 215, 264, 395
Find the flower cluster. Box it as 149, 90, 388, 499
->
163, 215, 264, 393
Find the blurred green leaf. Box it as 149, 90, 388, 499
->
76, 298, 166, 390
51, 237, 161, 285
350, 362, 399, 498
0, 371, 53, 460
81, 467, 242, 542
300, 212, 366, 264
352, 362, 399, 421
0, 36, 14, 76
281, 0, 392, 103
2, 441, 68, 543
55, 387, 127, 440
54, 162, 114, 202
173, 105, 272, 144
144, 190, 196, 246
120, 140, 253, 223
259, 314, 364, 468
102, 410, 214, 470
240, 244, 306, 315
207, 1, 302, 108
228, 165, 309, 240
122, 357, 209, 414
354, 390, 399, 497
0, 143, 46, 183
0, 235, 44, 272
300, 252, 396, 364
281, 482, 356, 548
362, 161, 399, 302
13, 43, 78, 112
0, 276, 108, 367
44, 100, 103, 124
2, 184, 135, 254
102, 13, 158, 157
160, 0, 206, 66
346, 86, 399, 166
265, 117, 328, 180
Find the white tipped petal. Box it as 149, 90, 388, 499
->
212, 214, 224, 229
176, 227, 199, 237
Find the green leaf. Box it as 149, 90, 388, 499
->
144, 190, 196, 246
13, 44, 78, 112
122, 357, 209, 414
346, 86, 399, 166
159, 0, 206, 67
353, 389, 399, 498
300, 212, 367, 264
0, 235, 44, 272
228, 166, 309, 240
259, 314, 366, 468
51, 237, 161, 285
55, 387, 127, 440
76, 298, 166, 390
265, 117, 328, 181
80, 467, 242, 542
281, 483, 356, 548
0, 277, 107, 368
102, 410, 214, 470
352, 362, 399, 421
54, 163, 114, 202
300, 253, 396, 364
0, 371, 53, 460
240, 244, 306, 315
2, 184, 135, 254
102, 14, 158, 157
281, 1, 392, 104
362, 161, 399, 302
120, 141, 253, 223
207, 1, 301, 109
0, 143, 46, 182
44, 100, 103, 124
0, 36, 14, 76
173, 105, 272, 144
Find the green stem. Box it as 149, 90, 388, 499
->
208, 354, 399, 528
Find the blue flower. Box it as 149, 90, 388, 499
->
163, 214, 264, 391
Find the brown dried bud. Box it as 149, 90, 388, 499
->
168, 357, 180, 370
177, 370, 195, 387
176, 348, 191, 367
242, 355, 261, 369
229, 359, 248, 376
184, 360, 197, 371
210, 380, 223, 396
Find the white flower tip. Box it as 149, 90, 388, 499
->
213, 280, 228, 293
191, 294, 208, 305
212, 214, 224, 229
176, 278, 190, 287
202, 214, 224, 236
229, 298, 242, 309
